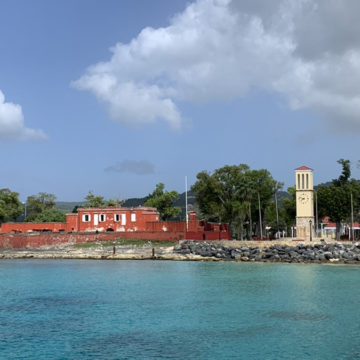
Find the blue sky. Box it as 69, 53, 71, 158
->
1, 0, 360, 201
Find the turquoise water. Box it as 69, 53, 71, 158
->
0, 261, 360, 359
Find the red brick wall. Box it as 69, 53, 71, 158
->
0, 231, 185, 249
0, 229, 232, 249
66, 214, 78, 232
0, 222, 66, 234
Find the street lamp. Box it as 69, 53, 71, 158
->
23, 202, 27, 221
309, 220, 312, 242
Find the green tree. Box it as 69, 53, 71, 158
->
317, 159, 360, 240
282, 186, 297, 227
106, 198, 123, 207
84, 192, 106, 208
26, 192, 57, 221
249, 170, 282, 238
145, 183, 181, 221
192, 165, 280, 239
0, 188, 23, 224
32, 208, 66, 223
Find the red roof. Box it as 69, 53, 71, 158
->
295, 165, 313, 171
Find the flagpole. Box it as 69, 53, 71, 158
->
185, 176, 189, 231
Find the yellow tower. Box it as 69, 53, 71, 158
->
295, 166, 315, 240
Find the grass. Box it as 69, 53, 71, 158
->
74, 239, 177, 249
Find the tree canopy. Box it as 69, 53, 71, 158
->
31, 208, 66, 223
192, 165, 281, 239
26, 192, 58, 222
83, 192, 123, 208
144, 183, 180, 221
0, 188, 23, 224
84, 192, 106, 208
317, 159, 360, 239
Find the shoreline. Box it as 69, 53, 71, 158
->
1, 240, 360, 264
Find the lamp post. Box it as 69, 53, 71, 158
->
275, 190, 280, 239
309, 220, 312, 242
258, 192, 263, 240
23, 202, 27, 221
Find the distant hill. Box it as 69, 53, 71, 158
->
56, 189, 287, 216
122, 196, 150, 208
56, 201, 84, 213
123, 190, 195, 207
56, 191, 197, 216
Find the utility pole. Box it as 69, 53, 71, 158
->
315, 190, 319, 237
275, 190, 280, 238
248, 203, 252, 240
258, 192, 263, 240
351, 192, 354, 242
185, 176, 189, 231
23, 202, 27, 220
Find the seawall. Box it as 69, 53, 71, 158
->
175, 241, 360, 263
0, 231, 185, 249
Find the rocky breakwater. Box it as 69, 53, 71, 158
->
175, 241, 360, 263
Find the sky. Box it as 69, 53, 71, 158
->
1, 0, 360, 201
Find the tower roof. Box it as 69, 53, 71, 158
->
295, 165, 313, 171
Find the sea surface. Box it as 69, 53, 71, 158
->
0, 260, 360, 360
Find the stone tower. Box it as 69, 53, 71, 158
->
295, 166, 315, 240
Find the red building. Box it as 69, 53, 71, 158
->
65, 207, 160, 233
0, 207, 231, 242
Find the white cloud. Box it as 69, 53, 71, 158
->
105, 160, 155, 175
74, 0, 360, 131
0, 90, 47, 141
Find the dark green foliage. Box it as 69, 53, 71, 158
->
192, 164, 281, 239
335, 159, 351, 185
0, 188, 23, 224
31, 208, 66, 223
317, 159, 360, 239
26, 192, 57, 222
145, 183, 181, 221
281, 186, 296, 226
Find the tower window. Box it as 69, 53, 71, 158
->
297, 174, 300, 189
306, 174, 309, 189
302, 174, 305, 189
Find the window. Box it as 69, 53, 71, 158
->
306, 174, 309, 189
82, 214, 91, 222
131, 213, 136, 222
301, 174, 305, 189
114, 214, 120, 222
121, 214, 127, 225
297, 174, 300, 189
99, 214, 106, 222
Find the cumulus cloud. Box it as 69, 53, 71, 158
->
74, 0, 360, 131
105, 160, 155, 175
0, 90, 47, 141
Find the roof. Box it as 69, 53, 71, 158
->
76, 207, 158, 212
295, 165, 313, 171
